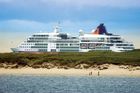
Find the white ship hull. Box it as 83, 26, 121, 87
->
11, 24, 135, 53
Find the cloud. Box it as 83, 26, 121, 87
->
1, 0, 140, 8
0, 19, 139, 34
40, 0, 140, 8
0, 0, 13, 3
0, 19, 96, 33
0, 19, 52, 32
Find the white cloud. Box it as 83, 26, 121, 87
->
1, 0, 140, 8
0, 0, 140, 9
0, 0, 13, 3
0, 19, 53, 32
40, 0, 140, 8
0, 19, 96, 33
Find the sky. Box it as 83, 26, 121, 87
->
0, 0, 140, 52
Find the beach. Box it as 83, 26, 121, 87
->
0, 65, 140, 77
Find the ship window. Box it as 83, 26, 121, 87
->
130, 44, 133, 46
88, 43, 95, 49
123, 47, 134, 49
116, 44, 128, 46
106, 44, 113, 46
98, 38, 104, 41
39, 49, 48, 52
81, 40, 90, 42
80, 43, 88, 49
96, 43, 103, 46
110, 37, 120, 39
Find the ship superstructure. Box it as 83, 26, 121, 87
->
11, 24, 134, 52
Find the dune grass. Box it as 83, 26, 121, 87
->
0, 50, 140, 68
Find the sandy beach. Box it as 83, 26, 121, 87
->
0, 65, 140, 77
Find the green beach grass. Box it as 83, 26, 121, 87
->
0, 49, 140, 68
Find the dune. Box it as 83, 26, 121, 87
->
0, 65, 140, 77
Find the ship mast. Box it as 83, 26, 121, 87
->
53, 22, 61, 33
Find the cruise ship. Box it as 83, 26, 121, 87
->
11, 23, 134, 52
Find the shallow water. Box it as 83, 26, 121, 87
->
0, 75, 140, 93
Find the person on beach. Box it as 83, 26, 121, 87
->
89, 71, 92, 76
91, 71, 92, 75
98, 71, 100, 76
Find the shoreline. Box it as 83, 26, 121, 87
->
0, 65, 140, 77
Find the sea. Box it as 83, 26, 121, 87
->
0, 75, 140, 93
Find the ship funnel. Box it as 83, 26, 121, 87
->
92, 23, 112, 35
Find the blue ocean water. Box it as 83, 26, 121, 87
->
0, 75, 140, 93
